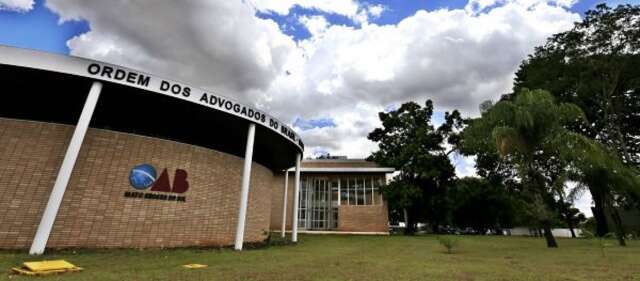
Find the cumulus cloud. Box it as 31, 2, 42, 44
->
299, 15, 330, 36
249, 0, 359, 17
46, 0, 581, 165
259, 0, 579, 158
46, 0, 295, 98
0, 0, 34, 12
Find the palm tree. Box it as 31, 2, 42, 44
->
465, 89, 596, 248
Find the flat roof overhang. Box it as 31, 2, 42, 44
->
286, 167, 395, 173
0, 46, 303, 171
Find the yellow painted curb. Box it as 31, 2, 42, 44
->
182, 264, 208, 269
12, 260, 83, 276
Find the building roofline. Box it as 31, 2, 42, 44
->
302, 158, 371, 163
286, 167, 395, 173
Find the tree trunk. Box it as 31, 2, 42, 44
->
610, 206, 627, 247
403, 208, 416, 235
568, 225, 576, 238
542, 221, 558, 248
590, 187, 609, 236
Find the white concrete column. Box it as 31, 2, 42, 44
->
291, 153, 302, 242
30, 81, 103, 255
281, 170, 289, 238
234, 123, 256, 251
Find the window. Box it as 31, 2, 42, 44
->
340, 178, 348, 205
355, 178, 364, 205
297, 177, 338, 230
364, 177, 372, 205
331, 180, 339, 207
349, 178, 356, 205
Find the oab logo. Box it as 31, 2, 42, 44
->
129, 164, 189, 193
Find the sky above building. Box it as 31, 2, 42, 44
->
1, 0, 638, 215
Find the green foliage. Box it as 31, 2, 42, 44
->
449, 177, 516, 233
581, 230, 616, 257
511, 4, 640, 239
436, 236, 459, 254
513, 3, 640, 239
462, 89, 599, 247
513, 3, 640, 169
368, 100, 463, 234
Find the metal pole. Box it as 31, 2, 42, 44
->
281, 170, 289, 238
291, 153, 301, 242
30, 81, 103, 255
234, 123, 256, 251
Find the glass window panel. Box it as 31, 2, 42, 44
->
332, 181, 338, 205
365, 177, 372, 205
349, 178, 356, 205
355, 178, 364, 205
340, 178, 348, 205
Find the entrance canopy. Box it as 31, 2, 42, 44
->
0, 46, 303, 171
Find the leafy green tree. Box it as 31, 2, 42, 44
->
463, 89, 596, 247
512, 4, 640, 236
449, 177, 516, 234
368, 100, 461, 234
556, 201, 586, 238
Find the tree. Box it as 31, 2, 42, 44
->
512, 4, 640, 236
449, 177, 516, 234
556, 201, 586, 238
463, 89, 597, 248
368, 100, 461, 234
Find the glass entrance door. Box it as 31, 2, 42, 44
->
298, 177, 338, 230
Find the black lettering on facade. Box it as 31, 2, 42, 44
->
126, 71, 137, 84
137, 75, 150, 87
200, 93, 209, 103
114, 69, 126, 80
101, 66, 114, 78
160, 80, 170, 91
87, 63, 150, 88
87, 63, 100, 75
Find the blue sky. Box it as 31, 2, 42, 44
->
0, 0, 87, 54
0, 0, 631, 56
255, 0, 617, 41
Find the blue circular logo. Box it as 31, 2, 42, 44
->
129, 164, 157, 190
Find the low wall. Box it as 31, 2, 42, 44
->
338, 204, 389, 233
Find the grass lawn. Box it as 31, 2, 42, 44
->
1, 235, 639, 281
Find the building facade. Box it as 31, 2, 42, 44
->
0, 46, 391, 254
271, 159, 392, 234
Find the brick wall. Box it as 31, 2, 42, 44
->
338, 204, 389, 232
0, 118, 273, 249
269, 173, 295, 231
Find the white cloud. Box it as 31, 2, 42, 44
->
299, 15, 330, 36
465, 0, 578, 14
47, 0, 296, 98
258, 1, 579, 158
46, 0, 581, 169
565, 182, 593, 217
0, 0, 34, 12
367, 4, 385, 18
249, 0, 359, 17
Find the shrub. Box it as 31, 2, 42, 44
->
581, 230, 615, 257
437, 236, 459, 254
